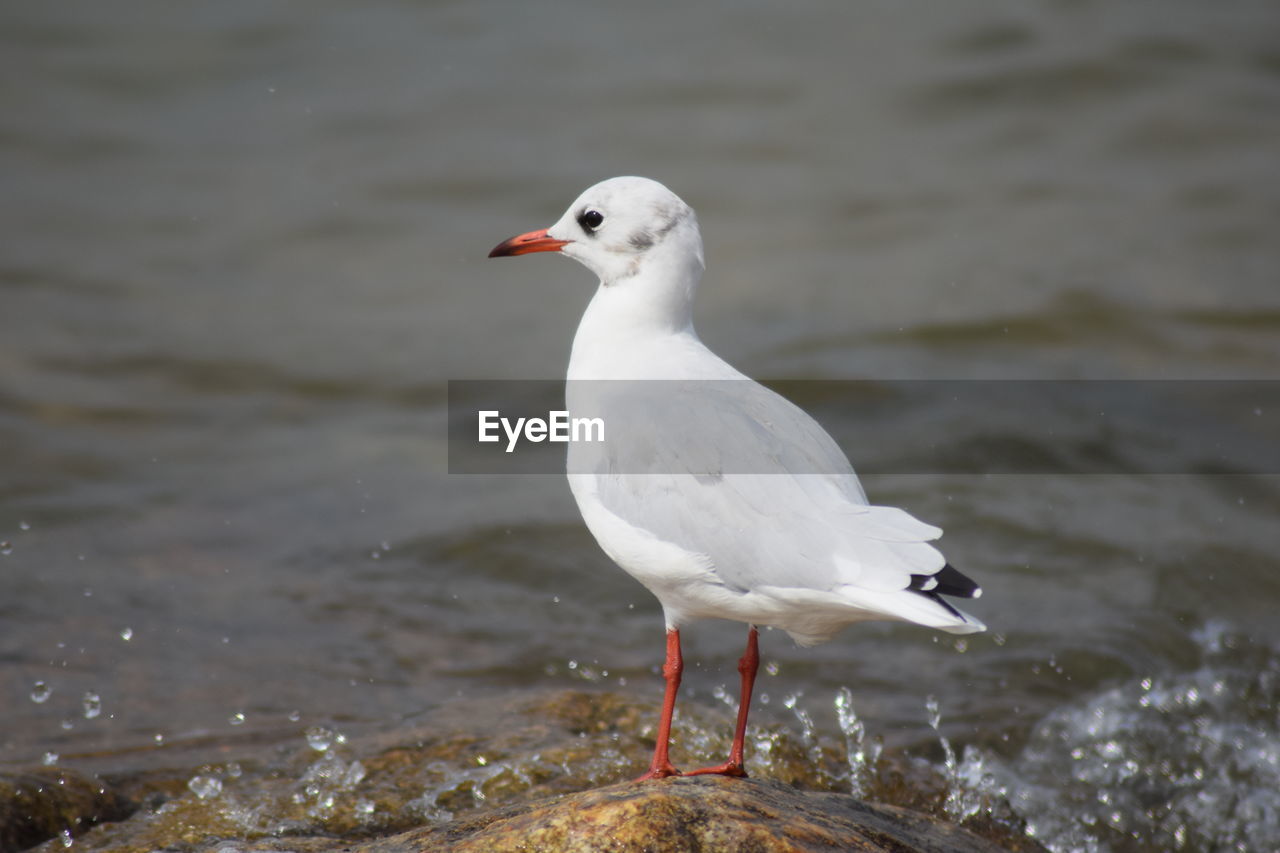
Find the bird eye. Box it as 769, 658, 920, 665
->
578, 209, 605, 232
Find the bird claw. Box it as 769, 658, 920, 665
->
683, 761, 748, 778
634, 763, 682, 781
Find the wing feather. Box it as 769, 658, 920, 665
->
567, 378, 948, 597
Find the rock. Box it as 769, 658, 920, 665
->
4, 691, 1044, 852
0, 768, 134, 853
337, 775, 1036, 853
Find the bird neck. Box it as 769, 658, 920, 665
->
568, 260, 703, 380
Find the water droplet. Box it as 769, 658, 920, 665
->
925, 695, 942, 731
229, 711, 245, 726
31, 681, 52, 703
154, 733, 165, 744
188, 774, 223, 799
343, 760, 366, 788
120, 627, 133, 642
0, 542, 12, 556
476, 755, 488, 766
306, 726, 335, 751
288, 709, 302, 722
82, 692, 102, 719
59, 828, 73, 848
60, 719, 74, 730
835, 686, 873, 790
18, 521, 31, 531
42, 751, 58, 766
764, 661, 780, 676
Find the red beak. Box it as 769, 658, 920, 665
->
488, 228, 569, 258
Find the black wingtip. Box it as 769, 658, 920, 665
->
932, 563, 982, 599
908, 563, 982, 616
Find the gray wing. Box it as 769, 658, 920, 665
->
566, 380, 945, 594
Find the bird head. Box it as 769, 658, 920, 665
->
489, 176, 704, 286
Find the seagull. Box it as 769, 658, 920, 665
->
489, 176, 984, 781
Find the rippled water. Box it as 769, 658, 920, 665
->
2, 2, 1278, 850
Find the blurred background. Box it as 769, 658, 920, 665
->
2, 1, 1278, 849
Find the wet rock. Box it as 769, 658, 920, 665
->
339, 775, 1033, 853
0, 768, 133, 853
10, 690, 1043, 852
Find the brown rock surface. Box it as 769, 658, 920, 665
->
335, 775, 1035, 853
0, 769, 133, 853
5, 691, 1043, 852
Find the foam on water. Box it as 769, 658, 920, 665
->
944, 622, 1280, 852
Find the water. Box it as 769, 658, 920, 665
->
2, 1, 1278, 850
952, 623, 1280, 850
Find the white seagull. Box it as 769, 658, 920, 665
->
489, 176, 984, 780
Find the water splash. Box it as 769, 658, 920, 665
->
946, 624, 1280, 851
834, 687, 879, 795
295, 751, 367, 816
189, 774, 224, 800
925, 695, 986, 823
306, 726, 336, 752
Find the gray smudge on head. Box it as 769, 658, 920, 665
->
627, 200, 683, 252
628, 230, 655, 250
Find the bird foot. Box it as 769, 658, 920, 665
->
683, 761, 748, 778
634, 762, 682, 781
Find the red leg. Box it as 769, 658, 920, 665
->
635, 628, 683, 781
686, 625, 759, 777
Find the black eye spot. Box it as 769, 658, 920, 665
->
578, 209, 605, 233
